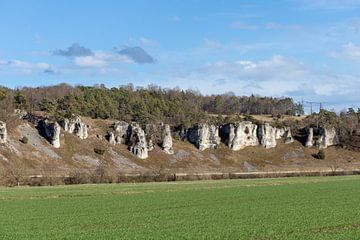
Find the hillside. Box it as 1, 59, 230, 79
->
0, 114, 359, 186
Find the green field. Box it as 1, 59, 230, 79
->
0, 176, 359, 239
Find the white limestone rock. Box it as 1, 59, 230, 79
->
188, 124, 220, 151
276, 127, 294, 144
61, 116, 88, 140
40, 120, 61, 148
129, 124, 148, 159
227, 121, 259, 151
0, 121, 7, 144
113, 121, 130, 144
305, 128, 314, 147
257, 123, 277, 149
162, 124, 174, 154
317, 127, 339, 149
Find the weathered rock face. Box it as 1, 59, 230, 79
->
108, 132, 116, 145
39, 120, 61, 148
113, 121, 130, 144
283, 128, 294, 144
143, 123, 174, 154
257, 123, 277, 149
188, 124, 220, 151
0, 121, 7, 144
223, 121, 258, 151
317, 127, 339, 149
305, 127, 339, 149
305, 128, 314, 147
61, 116, 88, 140
129, 124, 148, 159
162, 124, 174, 154
276, 127, 294, 144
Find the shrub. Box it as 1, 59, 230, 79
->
317, 150, 326, 160
20, 136, 28, 144
94, 147, 105, 155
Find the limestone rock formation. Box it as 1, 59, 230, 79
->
276, 127, 294, 144
257, 123, 277, 149
129, 124, 148, 159
61, 116, 88, 140
283, 128, 294, 144
317, 127, 339, 149
305, 127, 339, 149
223, 121, 259, 151
39, 120, 61, 148
113, 121, 130, 144
162, 124, 174, 154
108, 132, 116, 145
143, 123, 174, 154
0, 121, 7, 144
188, 124, 220, 151
305, 128, 314, 147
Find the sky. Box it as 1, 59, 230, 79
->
1, 0, 360, 111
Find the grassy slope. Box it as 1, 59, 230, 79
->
0, 176, 359, 239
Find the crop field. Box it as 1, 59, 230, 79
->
0, 176, 359, 239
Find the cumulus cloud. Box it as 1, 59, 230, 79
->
116, 46, 155, 64
53, 43, 94, 57
162, 55, 360, 110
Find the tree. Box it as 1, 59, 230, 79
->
39, 98, 57, 114
13, 91, 28, 110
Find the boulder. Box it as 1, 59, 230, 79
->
224, 121, 258, 151
188, 124, 220, 151
317, 127, 339, 149
129, 124, 148, 159
0, 121, 7, 144
39, 120, 61, 148
162, 124, 174, 154
257, 123, 277, 149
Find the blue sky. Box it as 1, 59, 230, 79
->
1, 0, 360, 111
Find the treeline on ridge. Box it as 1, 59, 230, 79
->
1, 83, 303, 126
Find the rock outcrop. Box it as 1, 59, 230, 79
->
305, 128, 314, 147
144, 123, 174, 154
188, 124, 220, 151
276, 127, 294, 144
128, 124, 148, 159
317, 127, 339, 149
39, 120, 61, 148
162, 124, 174, 154
305, 127, 339, 149
257, 123, 277, 149
0, 121, 7, 144
222, 121, 259, 151
61, 116, 88, 140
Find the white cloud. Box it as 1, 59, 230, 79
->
162, 55, 360, 110
74, 51, 133, 68
0, 59, 51, 74
330, 42, 360, 59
